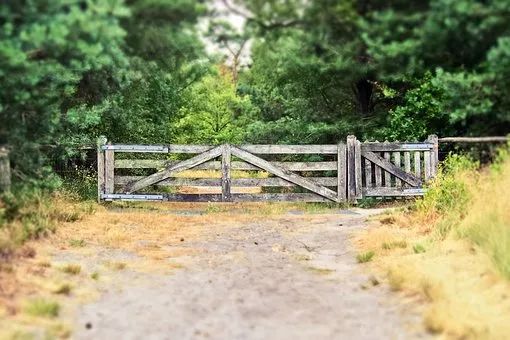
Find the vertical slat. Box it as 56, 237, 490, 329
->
346, 136, 357, 202
414, 152, 421, 180
384, 151, 391, 187
355, 139, 362, 199
428, 134, 439, 178
375, 147, 382, 187
105, 143, 115, 194
364, 158, 372, 187
394, 152, 401, 187
404, 151, 411, 187
424, 150, 431, 181
221, 144, 232, 202
337, 143, 347, 201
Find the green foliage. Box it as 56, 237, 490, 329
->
24, 299, 60, 318
172, 68, 257, 144
357, 251, 375, 263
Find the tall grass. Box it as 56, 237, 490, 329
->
414, 145, 510, 278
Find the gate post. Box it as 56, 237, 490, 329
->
0, 146, 11, 193
221, 144, 232, 202
427, 134, 439, 178
346, 136, 356, 202
337, 142, 346, 202
97, 136, 107, 202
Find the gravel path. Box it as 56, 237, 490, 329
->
73, 209, 427, 340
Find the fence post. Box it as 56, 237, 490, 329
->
0, 147, 11, 193
97, 136, 107, 202
346, 136, 357, 202
221, 144, 232, 202
428, 134, 439, 178
104, 141, 115, 195
337, 142, 346, 202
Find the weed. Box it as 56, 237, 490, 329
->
90, 272, 99, 280
105, 261, 126, 270
60, 264, 81, 275
69, 239, 86, 247
413, 243, 426, 254
382, 240, 407, 250
53, 283, 71, 295
356, 251, 375, 263
306, 266, 334, 275
24, 299, 59, 318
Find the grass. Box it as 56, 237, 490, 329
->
52, 283, 72, 295
59, 264, 81, 275
24, 299, 60, 318
68, 238, 86, 247
356, 251, 375, 263
355, 146, 510, 339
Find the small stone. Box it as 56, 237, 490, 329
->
180, 238, 184, 242
85, 322, 92, 329
254, 241, 258, 245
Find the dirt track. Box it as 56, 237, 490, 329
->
71, 208, 428, 340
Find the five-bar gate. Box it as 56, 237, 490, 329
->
97, 135, 438, 203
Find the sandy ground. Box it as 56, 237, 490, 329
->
69, 207, 428, 340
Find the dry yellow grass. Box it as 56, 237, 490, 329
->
355, 153, 510, 339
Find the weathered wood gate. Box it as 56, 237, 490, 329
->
97, 135, 438, 203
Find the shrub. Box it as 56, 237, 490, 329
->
357, 251, 375, 263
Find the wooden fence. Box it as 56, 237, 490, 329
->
97, 135, 439, 203
0, 147, 11, 193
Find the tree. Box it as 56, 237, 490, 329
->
0, 0, 129, 185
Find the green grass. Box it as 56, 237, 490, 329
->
69, 239, 86, 247
356, 251, 375, 263
90, 272, 99, 280
24, 299, 60, 318
382, 240, 407, 250
413, 243, 427, 254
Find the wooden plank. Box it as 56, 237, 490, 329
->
414, 152, 422, 179
230, 146, 339, 202
364, 158, 372, 187
375, 152, 382, 187
104, 144, 338, 154
394, 152, 402, 187
346, 136, 356, 201
404, 152, 411, 188
103, 144, 168, 153
428, 135, 439, 178
221, 144, 232, 202
384, 151, 391, 187
355, 139, 362, 199
114, 176, 338, 187
424, 150, 431, 181
363, 188, 426, 197
114, 159, 337, 171
362, 151, 422, 187
337, 143, 346, 201
161, 193, 329, 202
97, 149, 105, 201
438, 136, 509, 143
362, 143, 433, 152
104, 146, 115, 194
124, 146, 223, 193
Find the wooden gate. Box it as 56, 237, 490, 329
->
97, 135, 438, 203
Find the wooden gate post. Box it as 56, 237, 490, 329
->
337, 142, 347, 201
346, 136, 357, 202
221, 144, 232, 202
0, 147, 11, 193
97, 136, 107, 202
428, 134, 439, 178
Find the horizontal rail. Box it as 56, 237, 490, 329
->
104, 144, 339, 154
363, 188, 426, 197
438, 136, 509, 143
101, 194, 164, 201
361, 143, 433, 152
114, 159, 338, 171
102, 193, 328, 202
114, 176, 338, 187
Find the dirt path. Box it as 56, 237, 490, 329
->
64, 207, 428, 340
